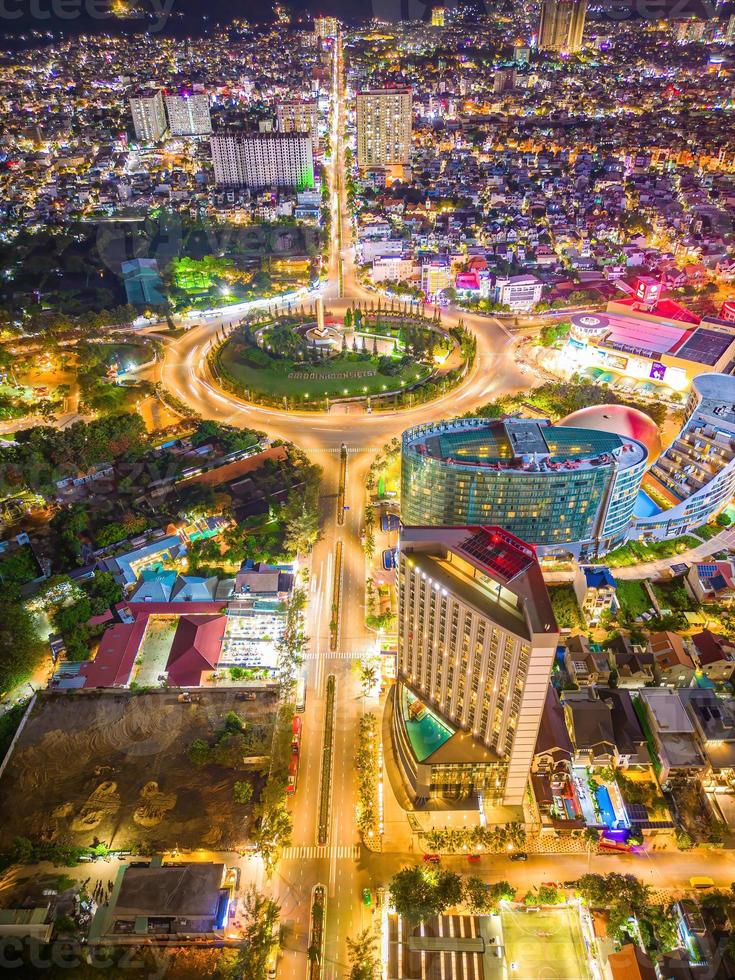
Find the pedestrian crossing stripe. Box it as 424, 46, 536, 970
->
305, 447, 381, 454
302, 651, 366, 660
281, 845, 360, 860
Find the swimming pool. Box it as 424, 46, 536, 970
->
634, 489, 661, 519
401, 687, 454, 762
595, 785, 617, 828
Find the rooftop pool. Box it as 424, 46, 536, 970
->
634, 489, 662, 519
401, 686, 454, 762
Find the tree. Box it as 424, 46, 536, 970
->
389, 866, 462, 924
0, 600, 44, 696
346, 929, 380, 980
358, 658, 379, 697
236, 887, 280, 977
234, 781, 254, 805
187, 738, 210, 768
464, 877, 492, 913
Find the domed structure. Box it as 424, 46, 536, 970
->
559, 405, 661, 458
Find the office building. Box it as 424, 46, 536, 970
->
314, 15, 338, 38
129, 90, 167, 143
356, 88, 412, 170
276, 100, 319, 154
210, 133, 314, 189
164, 90, 211, 136
393, 525, 558, 805
400, 417, 648, 558
538, 0, 587, 53
431, 6, 445, 26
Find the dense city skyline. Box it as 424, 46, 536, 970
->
0, 4, 734, 979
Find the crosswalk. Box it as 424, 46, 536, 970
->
302, 651, 366, 661
305, 447, 380, 454
281, 844, 360, 860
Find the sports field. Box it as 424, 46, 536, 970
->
501, 907, 592, 980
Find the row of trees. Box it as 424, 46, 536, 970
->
354, 713, 379, 844
419, 821, 526, 854
389, 865, 515, 923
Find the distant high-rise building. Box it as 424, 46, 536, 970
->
314, 15, 338, 38
356, 87, 412, 169
210, 132, 314, 189
673, 17, 706, 43
393, 525, 558, 805
129, 90, 167, 143
276, 100, 319, 154
165, 90, 211, 136
431, 6, 445, 26
493, 68, 516, 94
537, 0, 587, 53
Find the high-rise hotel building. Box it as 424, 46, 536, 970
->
355, 87, 412, 170
538, 0, 587, 53
210, 133, 314, 189
393, 525, 558, 806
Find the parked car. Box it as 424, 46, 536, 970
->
382, 549, 397, 570
467, 854, 481, 863
362, 888, 372, 906
381, 513, 400, 532
509, 852, 528, 861
423, 854, 440, 863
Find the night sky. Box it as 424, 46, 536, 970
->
0, 0, 719, 46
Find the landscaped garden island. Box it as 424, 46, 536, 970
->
209, 301, 477, 412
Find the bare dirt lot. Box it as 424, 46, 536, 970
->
0, 689, 277, 853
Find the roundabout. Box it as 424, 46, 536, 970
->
207, 302, 474, 412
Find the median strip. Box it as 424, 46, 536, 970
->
317, 674, 336, 846
329, 540, 342, 652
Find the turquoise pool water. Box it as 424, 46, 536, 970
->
634, 489, 661, 518
401, 687, 454, 762
595, 785, 617, 828
189, 527, 220, 542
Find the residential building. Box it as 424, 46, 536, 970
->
607, 635, 655, 687
494, 274, 543, 312
372, 255, 417, 284
596, 688, 650, 768
400, 418, 647, 559
394, 525, 558, 805
686, 559, 735, 606
121, 258, 165, 307
356, 88, 412, 170
692, 630, 735, 682
564, 634, 612, 687
164, 90, 211, 136
314, 15, 337, 37
129, 89, 167, 143
276, 100, 319, 154
538, 0, 587, 53
421, 259, 452, 299
637, 689, 707, 782
532, 685, 578, 822
562, 690, 618, 767
648, 631, 697, 686
606, 944, 656, 980
210, 132, 314, 189
573, 565, 618, 626
679, 689, 735, 787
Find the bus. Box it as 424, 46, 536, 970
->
291, 716, 302, 753
295, 675, 306, 713
286, 717, 302, 795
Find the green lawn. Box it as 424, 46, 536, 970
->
594, 535, 701, 568
616, 579, 652, 619
218, 347, 430, 400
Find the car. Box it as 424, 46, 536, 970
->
690, 876, 715, 890
509, 852, 528, 861
362, 888, 372, 906
381, 513, 400, 533
467, 854, 481, 863
266, 950, 278, 979
423, 854, 440, 863
381, 549, 397, 571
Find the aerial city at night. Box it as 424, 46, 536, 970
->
1, 0, 735, 976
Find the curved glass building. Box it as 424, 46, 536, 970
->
401, 417, 648, 558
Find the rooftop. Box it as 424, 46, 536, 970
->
407, 418, 646, 472
399, 524, 557, 638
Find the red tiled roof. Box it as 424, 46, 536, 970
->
81, 617, 148, 688
166, 615, 226, 687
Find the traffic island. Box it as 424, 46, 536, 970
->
208, 306, 475, 413
317, 675, 336, 845
308, 884, 326, 980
